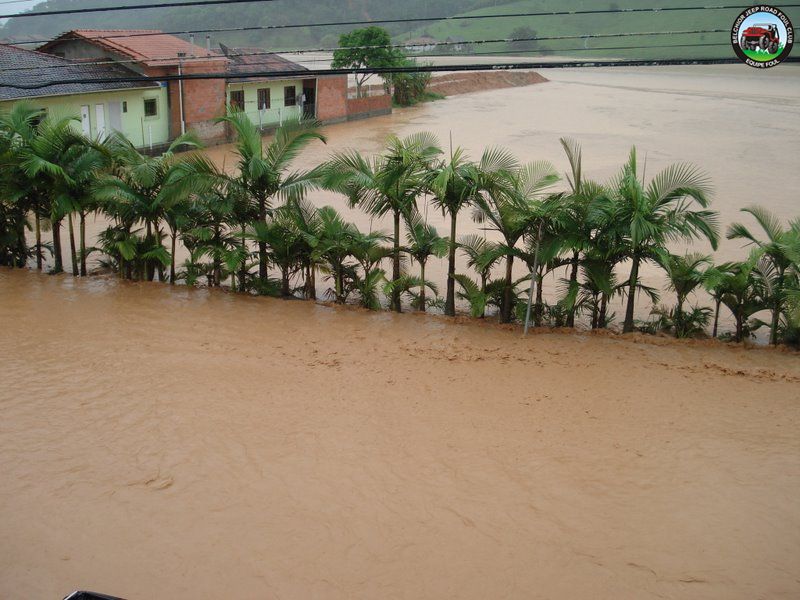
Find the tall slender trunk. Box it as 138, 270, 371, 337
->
712, 298, 721, 338
239, 225, 247, 293
675, 298, 684, 338
534, 269, 544, 327
79, 212, 87, 276
258, 196, 268, 281
599, 294, 608, 329
501, 253, 514, 323
623, 254, 640, 333
68, 213, 78, 275
145, 221, 154, 281
445, 211, 457, 316
170, 231, 177, 284
566, 250, 579, 327
391, 209, 401, 313
419, 260, 427, 312
281, 266, 290, 296
770, 270, 784, 345
591, 293, 599, 329
735, 311, 743, 343
35, 211, 42, 270
52, 218, 63, 273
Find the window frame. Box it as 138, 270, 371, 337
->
229, 90, 245, 112
283, 85, 296, 107
257, 88, 271, 110
143, 98, 158, 118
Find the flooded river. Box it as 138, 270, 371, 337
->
1, 269, 799, 599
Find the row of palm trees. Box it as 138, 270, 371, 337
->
1, 103, 798, 345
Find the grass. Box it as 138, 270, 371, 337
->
393, 91, 446, 108
743, 45, 785, 62
399, 0, 800, 60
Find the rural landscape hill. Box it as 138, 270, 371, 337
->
2, 0, 798, 59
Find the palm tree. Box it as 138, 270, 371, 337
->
659, 252, 712, 337
717, 255, 764, 342
94, 133, 202, 281
472, 159, 559, 322
727, 206, 798, 345
324, 132, 441, 312
218, 113, 326, 283
427, 146, 515, 315
404, 213, 448, 311
605, 148, 719, 333
306, 206, 360, 304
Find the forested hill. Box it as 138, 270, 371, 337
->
0, 0, 488, 47
2, 0, 797, 60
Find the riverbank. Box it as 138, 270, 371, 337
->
1, 268, 799, 599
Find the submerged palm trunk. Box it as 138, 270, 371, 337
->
675, 298, 685, 338
79, 212, 87, 276
623, 254, 640, 333
68, 213, 78, 275
52, 218, 63, 273
501, 253, 514, 323
445, 212, 457, 316
566, 250, 579, 327
534, 269, 544, 327
712, 298, 721, 338
599, 294, 608, 329
35, 211, 42, 270
281, 266, 290, 296
258, 196, 268, 282
391, 209, 402, 313
239, 226, 247, 293
419, 260, 427, 312
170, 231, 177, 284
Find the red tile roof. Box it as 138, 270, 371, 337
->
39, 30, 226, 67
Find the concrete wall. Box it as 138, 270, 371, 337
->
0, 86, 170, 149
346, 94, 392, 121
225, 79, 303, 128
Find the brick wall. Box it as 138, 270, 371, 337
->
315, 75, 348, 123
345, 94, 392, 121
146, 61, 227, 144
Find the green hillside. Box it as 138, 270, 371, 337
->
401, 0, 800, 60
0, 0, 490, 47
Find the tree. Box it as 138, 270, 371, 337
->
331, 26, 405, 98
509, 26, 539, 52
659, 252, 712, 337
324, 132, 441, 312
472, 159, 559, 322
404, 212, 447, 311
727, 206, 799, 345
604, 148, 719, 333
216, 113, 326, 285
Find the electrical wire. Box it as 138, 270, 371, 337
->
8, 57, 799, 90
0, 0, 277, 20
0, 29, 743, 73
7, 3, 797, 44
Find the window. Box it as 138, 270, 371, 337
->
284, 86, 296, 107
143, 98, 158, 117
257, 88, 270, 110
122, 101, 128, 113
230, 90, 245, 111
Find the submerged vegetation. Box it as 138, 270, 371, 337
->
1, 103, 799, 346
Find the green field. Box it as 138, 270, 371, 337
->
400, 0, 800, 61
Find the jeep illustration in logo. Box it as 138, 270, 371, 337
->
731, 6, 794, 68
740, 23, 781, 54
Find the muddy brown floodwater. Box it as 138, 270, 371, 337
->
1, 269, 799, 599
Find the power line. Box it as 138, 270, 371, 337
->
7, 58, 799, 90
0, 0, 277, 20
7, 3, 797, 45
0, 29, 740, 73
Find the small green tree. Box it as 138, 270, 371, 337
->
332, 26, 405, 97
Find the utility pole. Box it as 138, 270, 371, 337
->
177, 51, 186, 135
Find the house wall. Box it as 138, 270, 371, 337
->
225, 79, 303, 127
0, 86, 170, 149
